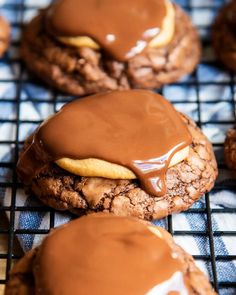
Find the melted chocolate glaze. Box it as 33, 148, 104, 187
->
46, 0, 167, 61
17, 90, 192, 197
34, 214, 190, 294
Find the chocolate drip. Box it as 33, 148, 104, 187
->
17, 90, 192, 197
34, 214, 190, 294
46, 0, 167, 61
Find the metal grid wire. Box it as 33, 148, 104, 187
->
0, 0, 235, 294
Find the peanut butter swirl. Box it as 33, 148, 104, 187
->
34, 214, 190, 295
17, 90, 192, 197
46, 0, 167, 61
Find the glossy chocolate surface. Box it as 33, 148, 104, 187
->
46, 0, 167, 61
34, 214, 190, 294
17, 90, 191, 197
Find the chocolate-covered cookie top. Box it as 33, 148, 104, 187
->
34, 214, 190, 294
17, 90, 192, 197
46, 0, 168, 61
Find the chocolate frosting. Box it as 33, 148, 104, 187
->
17, 90, 192, 197
34, 214, 190, 294
46, 0, 167, 61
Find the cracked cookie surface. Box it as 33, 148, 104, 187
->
224, 127, 236, 170
21, 5, 201, 95
20, 114, 218, 220
212, 1, 236, 71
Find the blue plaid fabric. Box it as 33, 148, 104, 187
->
0, 0, 235, 294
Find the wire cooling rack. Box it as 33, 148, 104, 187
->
0, 0, 235, 294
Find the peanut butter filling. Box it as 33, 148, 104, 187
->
46, 0, 174, 61
33, 214, 191, 294
17, 90, 192, 197
56, 146, 189, 180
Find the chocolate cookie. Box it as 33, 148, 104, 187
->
21, 3, 201, 96
224, 126, 236, 169
212, 1, 236, 71
0, 16, 10, 57
17, 91, 217, 220
25, 114, 217, 220
5, 214, 216, 295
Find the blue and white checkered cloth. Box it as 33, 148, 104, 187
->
0, 0, 236, 294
